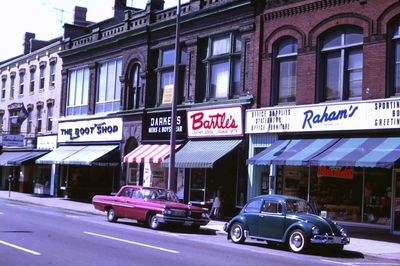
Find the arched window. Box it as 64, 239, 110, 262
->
273, 37, 298, 104
319, 28, 363, 101
128, 64, 141, 109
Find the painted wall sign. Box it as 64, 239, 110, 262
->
246, 98, 400, 133
37, 135, 57, 150
188, 106, 243, 138
2, 134, 24, 147
58, 118, 122, 143
142, 110, 187, 141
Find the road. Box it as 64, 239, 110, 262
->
1, 199, 399, 266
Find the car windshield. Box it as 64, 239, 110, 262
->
142, 188, 179, 202
285, 199, 315, 214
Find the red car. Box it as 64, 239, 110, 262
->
92, 185, 210, 230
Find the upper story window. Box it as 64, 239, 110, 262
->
388, 19, 400, 96
36, 106, 43, 133
204, 33, 241, 100
49, 62, 56, 87
40, 65, 45, 90
10, 75, 15, 99
47, 104, 53, 132
273, 38, 298, 104
95, 58, 122, 113
0, 113, 3, 133
66, 67, 89, 116
156, 48, 187, 106
30, 68, 36, 93
26, 109, 32, 134
319, 28, 363, 101
9, 109, 20, 134
19, 72, 25, 95
1, 77, 6, 99
127, 64, 141, 109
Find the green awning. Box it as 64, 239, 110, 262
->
162, 140, 242, 168
36, 146, 86, 164
0, 151, 49, 166
62, 145, 118, 165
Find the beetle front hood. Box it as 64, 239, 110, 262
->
293, 212, 342, 235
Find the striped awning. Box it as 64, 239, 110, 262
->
247, 139, 339, 166
123, 144, 180, 164
0, 151, 49, 166
310, 137, 400, 168
162, 140, 242, 168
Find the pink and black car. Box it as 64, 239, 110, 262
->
92, 185, 210, 230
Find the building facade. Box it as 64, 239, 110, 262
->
248, 0, 400, 234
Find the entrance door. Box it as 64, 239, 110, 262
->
394, 171, 400, 234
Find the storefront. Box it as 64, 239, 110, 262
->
246, 98, 400, 234
162, 106, 248, 217
123, 110, 186, 195
36, 118, 122, 200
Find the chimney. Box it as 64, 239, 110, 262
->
146, 0, 165, 12
114, 0, 127, 20
73, 6, 87, 25
23, 32, 35, 55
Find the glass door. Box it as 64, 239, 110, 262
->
394, 171, 400, 233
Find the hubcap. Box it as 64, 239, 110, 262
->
151, 217, 158, 228
290, 233, 304, 251
232, 225, 242, 240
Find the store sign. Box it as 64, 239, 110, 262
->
37, 135, 57, 150
318, 166, 353, 179
188, 106, 243, 138
58, 118, 122, 143
142, 110, 187, 141
246, 98, 400, 133
2, 134, 24, 147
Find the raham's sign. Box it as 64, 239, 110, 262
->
187, 106, 243, 138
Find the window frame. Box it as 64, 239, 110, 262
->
19, 72, 25, 95
1, 77, 6, 99
36, 106, 43, 133
66, 66, 90, 116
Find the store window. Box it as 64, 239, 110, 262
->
189, 168, 207, 204
127, 63, 141, 109
95, 58, 122, 113
204, 33, 241, 100
319, 27, 363, 101
273, 37, 297, 104
155, 48, 186, 106
1, 77, 6, 99
66, 67, 89, 116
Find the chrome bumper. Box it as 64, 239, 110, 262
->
155, 214, 210, 226
311, 234, 350, 245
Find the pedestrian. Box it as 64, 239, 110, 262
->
210, 188, 223, 219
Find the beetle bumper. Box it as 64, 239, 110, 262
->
310, 234, 350, 245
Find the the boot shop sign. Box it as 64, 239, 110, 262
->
58, 118, 122, 142
188, 106, 243, 138
246, 98, 400, 134
142, 110, 187, 141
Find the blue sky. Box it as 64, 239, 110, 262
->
0, 0, 186, 62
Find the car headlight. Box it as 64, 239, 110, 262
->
340, 228, 348, 237
312, 226, 320, 235
163, 208, 172, 215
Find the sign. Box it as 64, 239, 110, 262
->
37, 135, 57, 150
318, 166, 353, 179
246, 98, 400, 134
187, 106, 243, 138
58, 118, 122, 143
2, 134, 24, 147
162, 84, 173, 105
142, 110, 187, 141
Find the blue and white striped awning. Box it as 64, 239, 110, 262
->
247, 139, 339, 166
310, 137, 400, 168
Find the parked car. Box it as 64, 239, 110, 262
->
223, 194, 350, 253
92, 185, 210, 230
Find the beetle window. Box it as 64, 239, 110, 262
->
244, 199, 262, 213
262, 201, 281, 214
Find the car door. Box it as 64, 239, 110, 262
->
243, 198, 263, 236
114, 187, 133, 218
124, 188, 144, 219
258, 200, 285, 240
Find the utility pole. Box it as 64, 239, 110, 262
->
168, 0, 181, 191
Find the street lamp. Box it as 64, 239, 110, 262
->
168, 0, 181, 191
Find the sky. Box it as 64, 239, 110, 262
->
0, 0, 187, 62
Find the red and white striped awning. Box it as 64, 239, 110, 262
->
123, 144, 180, 164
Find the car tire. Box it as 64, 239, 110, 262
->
107, 208, 118, 223
288, 229, 308, 253
229, 222, 246, 244
148, 213, 161, 230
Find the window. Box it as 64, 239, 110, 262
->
1, 78, 6, 99
389, 20, 400, 96
244, 199, 262, 213
0, 113, 3, 132
9, 110, 20, 134
49, 62, 56, 86
127, 64, 141, 109
66, 67, 89, 116
30, 69, 35, 93
10, 75, 15, 98
262, 201, 282, 214
40, 65, 45, 89
204, 33, 241, 100
273, 38, 298, 104
319, 28, 363, 101
36, 106, 43, 133
156, 48, 187, 106
27, 109, 32, 134
95, 58, 122, 113
47, 105, 53, 131
19, 72, 25, 95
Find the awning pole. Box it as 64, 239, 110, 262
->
307, 165, 311, 202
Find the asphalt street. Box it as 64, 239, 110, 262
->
1, 199, 400, 266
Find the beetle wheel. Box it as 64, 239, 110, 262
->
229, 222, 246, 244
107, 208, 118, 223
288, 229, 308, 253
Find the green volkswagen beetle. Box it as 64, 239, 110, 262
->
223, 194, 350, 253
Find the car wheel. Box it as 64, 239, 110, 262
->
288, 229, 308, 253
229, 222, 246, 244
148, 213, 160, 230
107, 208, 118, 223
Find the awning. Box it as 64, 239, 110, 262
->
123, 144, 180, 164
162, 140, 242, 168
310, 137, 400, 168
247, 139, 339, 166
36, 146, 86, 164
62, 145, 118, 165
0, 151, 49, 166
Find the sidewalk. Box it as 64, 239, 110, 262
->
1, 190, 400, 261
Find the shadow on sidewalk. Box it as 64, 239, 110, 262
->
346, 226, 400, 244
